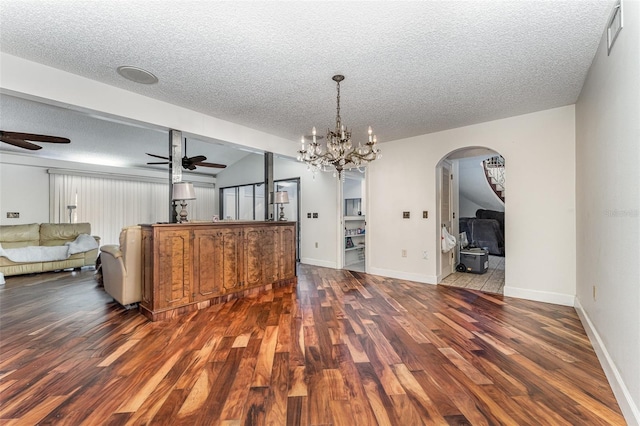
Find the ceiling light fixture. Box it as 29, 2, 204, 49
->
116, 66, 158, 84
298, 75, 380, 178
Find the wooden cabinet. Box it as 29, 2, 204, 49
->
140, 222, 296, 321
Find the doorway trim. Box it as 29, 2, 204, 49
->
436, 146, 505, 283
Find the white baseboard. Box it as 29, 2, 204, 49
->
367, 267, 437, 285
503, 286, 574, 306
299, 258, 337, 269
574, 298, 640, 426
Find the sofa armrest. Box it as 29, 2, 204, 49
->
101, 242, 141, 306
100, 245, 122, 260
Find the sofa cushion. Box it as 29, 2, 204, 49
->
0, 223, 40, 248
40, 223, 92, 246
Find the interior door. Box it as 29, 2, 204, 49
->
440, 162, 455, 278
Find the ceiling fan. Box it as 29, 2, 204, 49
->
0, 131, 70, 150
146, 138, 226, 171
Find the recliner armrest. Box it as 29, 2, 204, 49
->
100, 245, 123, 260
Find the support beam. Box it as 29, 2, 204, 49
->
264, 152, 274, 221
169, 129, 182, 222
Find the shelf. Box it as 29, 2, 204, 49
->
345, 216, 365, 221
345, 234, 365, 238
345, 246, 365, 252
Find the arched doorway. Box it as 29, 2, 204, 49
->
437, 147, 506, 294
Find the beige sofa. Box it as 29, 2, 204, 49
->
0, 223, 100, 277
100, 226, 142, 307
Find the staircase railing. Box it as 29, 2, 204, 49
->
483, 155, 505, 203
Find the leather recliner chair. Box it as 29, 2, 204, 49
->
100, 226, 142, 307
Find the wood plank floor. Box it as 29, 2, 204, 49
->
0, 265, 625, 425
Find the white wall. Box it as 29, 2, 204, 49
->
575, 1, 640, 423
368, 106, 576, 305
0, 160, 50, 225
215, 153, 264, 188
274, 158, 339, 268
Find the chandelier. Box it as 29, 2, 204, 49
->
298, 75, 380, 177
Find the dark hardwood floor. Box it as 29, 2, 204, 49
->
0, 265, 625, 425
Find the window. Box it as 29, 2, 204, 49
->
220, 182, 265, 220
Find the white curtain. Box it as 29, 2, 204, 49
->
50, 172, 215, 245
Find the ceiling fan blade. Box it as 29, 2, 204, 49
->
187, 155, 207, 163
0, 136, 42, 150
146, 153, 169, 160
147, 161, 169, 165
0, 131, 70, 144
195, 161, 227, 169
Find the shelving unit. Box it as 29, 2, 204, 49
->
343, 173, 366, 272
344, 214, 365, 270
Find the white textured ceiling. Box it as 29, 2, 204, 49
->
0, 0, 615, 170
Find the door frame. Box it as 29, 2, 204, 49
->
275, 177, 301, 262
337, 168, 367, 272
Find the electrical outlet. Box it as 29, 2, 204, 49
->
307, 213, 312, 218
6, 212, 19, 218
402, 249, 407, 257
422, 250, 428, 260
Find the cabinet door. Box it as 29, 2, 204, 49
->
243, 226, 264, 289
155, 229, 192, 309
262, 226, 279, 283
192, 229, 225, 300
221, 228, 243, 292
279, 225, 296, 280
